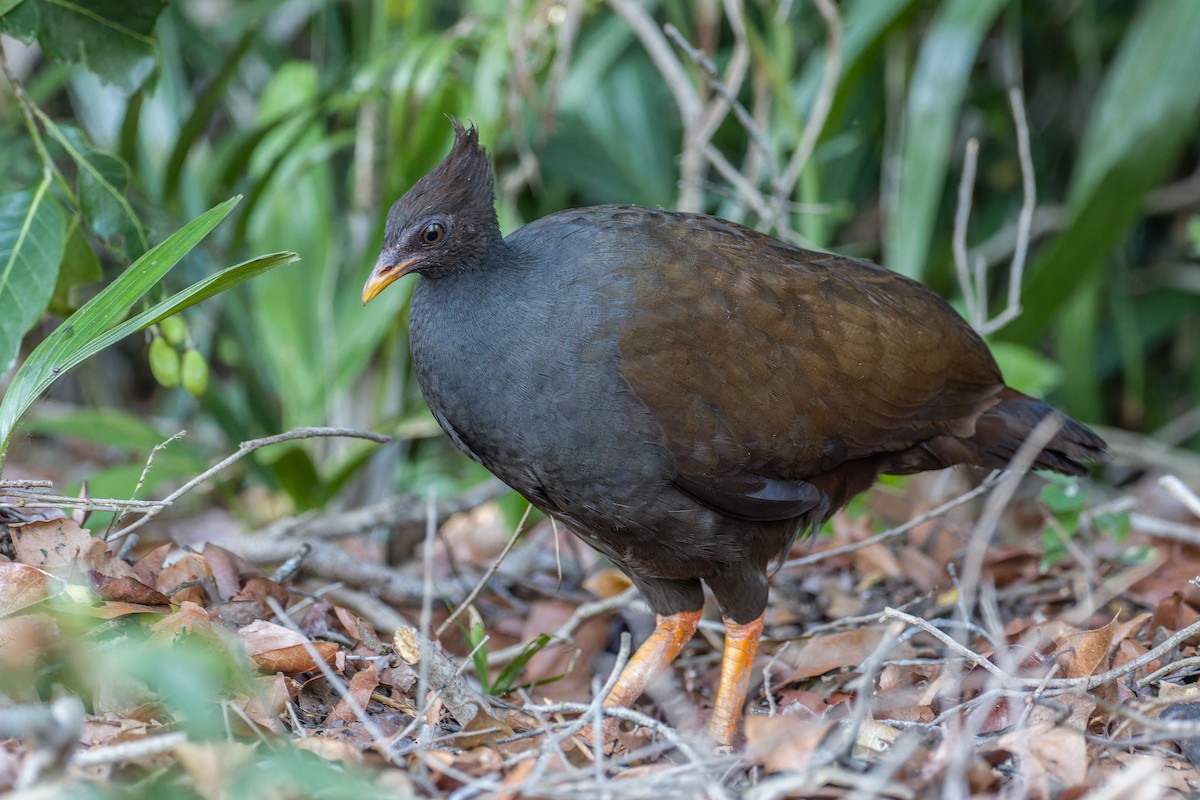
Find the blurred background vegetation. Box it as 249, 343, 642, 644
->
1, 0, 1199, 529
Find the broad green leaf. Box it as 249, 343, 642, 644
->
49, 217, 103, 315
244, 61, 333, 428
43, 120, 147, 256
0, 183, 67, 373
37, 0, 167, 92
1005, 0, 1200, 343
988, 341, 1062, 399
0, 0, 37, 39
26, 406, 185, 451
163, 28, 256, 203
0, 197, 241, 458
0, 0, 24, 17
884, 0, 1007, 279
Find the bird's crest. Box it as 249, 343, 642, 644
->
382, 117, 499, 248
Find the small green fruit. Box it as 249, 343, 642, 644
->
181, 348, 208, 397
159, 315, 188, 347
148, 336, 180, 388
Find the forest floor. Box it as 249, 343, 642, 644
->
4, 433, 1200, 799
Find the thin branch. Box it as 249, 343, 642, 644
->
978, 87, 1035, 335
882, 608, 1200, 692
486, 588, 641, 667
776, 0, 842, 195
109, 429, 187, 532
607, 0, 703, 211
264, 595, 397, 763
1160, 474, 1200, 519
436, 502, 532, 638
105, 426, 389, 542
953, 137, 983, 327
781, 470, 1005, 570
72, 731, 188, 768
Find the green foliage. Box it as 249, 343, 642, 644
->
1039, 474, 1130, 568
2, 0, 1198, 509
0, 195, 297, 467
2, 0, 167, 91
885, 0, 1007, 278
466, 605, 557, 696
0, 184, 66, 372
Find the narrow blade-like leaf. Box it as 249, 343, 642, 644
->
0, 181, 67, 373
884, 0, 1007, 279
0, 197, 241, 454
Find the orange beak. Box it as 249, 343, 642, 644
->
361, 255, 423, 304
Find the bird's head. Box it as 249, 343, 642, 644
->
362, 119, 500, 303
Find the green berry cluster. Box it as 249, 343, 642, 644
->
148, 316, 208, 397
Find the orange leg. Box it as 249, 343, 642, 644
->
707, 613, 765, 747
603, 610, 702, 710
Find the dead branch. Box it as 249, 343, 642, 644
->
106, 427, 390, 542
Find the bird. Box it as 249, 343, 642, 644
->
361, 120, 1108, 747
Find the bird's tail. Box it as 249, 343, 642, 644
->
969, 387, 1109, 476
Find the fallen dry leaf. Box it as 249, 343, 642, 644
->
239, 619, 338, 673
0, 562, 59, 617
87, 570, 171, 607
295, 735, 364, 765
325, 661, 380, 726
12, 518, 108, 573
786, 626, 913, 682
235, 674, 290, 733
995, 694, 1094, 796
156, 552, 214, 606
0, 613, 58, 672
175, 740, 256, 800
745, 714, 835, 774
151, 600, 214, 637
1061, 614, 1118, 679
252, 642, 338, 674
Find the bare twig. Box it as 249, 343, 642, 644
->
781, 471, 1004, 570
264, 595, 396, 763
487, 587, 641, 667
72, 731, 189, 768
772, 0, 842, 230
255, 478, 508, 541
608, 0, 703, 211
1160, 474, 1200, 519
951, 87, 1036, 335
436, 502, 532, 638
882, 608, 1200, 691
978, 87, 1035, 335
109, 429, 188, 532
953, 137, 983, 326
106, 427, 389, 542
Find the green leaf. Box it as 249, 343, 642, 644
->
988, 341, 1062, 399
884, 0, 1007, 279
1005, 0, 1200, 343
26, 406, 184, 451
2, 247, 296, 460
49, 216, 102, 315
0, 182, 68, 373
42, 120, 147, 256
163, 27, 257, 203
0, 0, 25, 16
490, 633, 553, 696
0, 0, 37, 40
1039, 474, 1086, 514
36, 0, 167, 92
0, 197, 244, 459
467, 606, 490, 695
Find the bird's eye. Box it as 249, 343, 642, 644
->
420, 222, 445, 246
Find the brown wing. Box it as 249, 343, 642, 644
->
615, 210, 1004, 508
